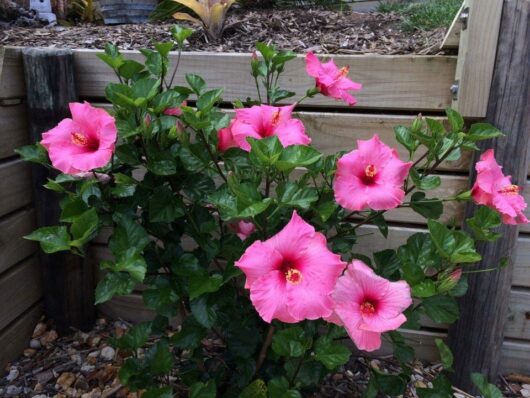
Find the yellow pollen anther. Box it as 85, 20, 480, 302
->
499, 184, 520, 195
271, 110, 281, 127
365, 164, 377, 178
71, 132, 88, 146
338, 66, 350, 78
285, 268, 303, 285
360, 301, 376, 314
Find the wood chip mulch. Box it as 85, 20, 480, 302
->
0, 9, 452, 55
0, 316, 526, 397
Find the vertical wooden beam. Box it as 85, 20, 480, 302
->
22, 48, 95, 334
448, 0, 530, 392
452, 0, 503, 118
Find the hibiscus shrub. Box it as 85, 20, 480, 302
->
18, 29, 525, 397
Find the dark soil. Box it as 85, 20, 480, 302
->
0, 9, 452, 55
0, 316, 525, 397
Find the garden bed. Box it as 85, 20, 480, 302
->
0, 9, 451, 55
0, 317, 525, 398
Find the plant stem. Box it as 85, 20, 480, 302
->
167, 46, 183, 89
255, 325, 275, 375
289, 355, 305, 387
254, 76, 263, 103
196, 128, 228, 183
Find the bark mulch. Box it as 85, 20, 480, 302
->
0, 316, 526, 397
0, 9, 451, 55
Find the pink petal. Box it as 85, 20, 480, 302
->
217, 122, 238, 152
333, 173, 370, 211
266, 211, 316, 259
285, 274, 335, 321
235, 240, 283, 289
249, 271, 296, 323
365, 184, 405, 211
231, 120, 263, 151
273, 119, 311, 147
305, 52, 322, 78
346, 328, 382, 352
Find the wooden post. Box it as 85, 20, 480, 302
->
448, 0, 530, 392
22, 48, 95, 334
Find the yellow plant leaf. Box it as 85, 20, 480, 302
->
172, 12, 202, 25
172, 0, 207, 20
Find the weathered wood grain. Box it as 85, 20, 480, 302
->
449, 0, 530, 390
0, 208, 37, 274
23, 48, 95, 333
0, 104, 28, 159
0, 302, 43, 371
452, 0, 503, 118
74, 50, 456, 111
0, 47, 25, 100
0, 257, 42, 331
440, 1, 465, 50
0, 159, 32, 218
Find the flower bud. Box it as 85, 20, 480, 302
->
438, 268, 463, 293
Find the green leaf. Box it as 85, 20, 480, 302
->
277, 182, 318, 209
394, 125, 418, 156
132, 78, 161, 101
146, 340, 174, 374
142, 387, 173, 398
314, 336, 351, 370
255, 42, 276, 61
155, 41, 174, 57
101, 250, 147, 282
466, 123, 503, 141
471, 373, 503, 398
248, 136, 283, 167
426, 118, 446, 139
240, 379, 267, 398
110, 173, 137, 198
114, 322, 152, 351
15, 143, 48, 164
190, 296, 217, 328
372, 371, 407, 396
445, 108, 464, 132
434, 338, 453, 370
422, 295, 459, 324
268, 377, 301, 398
188, 273, 223, 300
397, 233, 439, 285
373, 249, 401, 279
148, 186, 185, 222
410, 170, 441, 191
170, 317, 206, 350
60, 198, 88, 222
428, 220, 481, 263
272, 326, 312, 358
410, 192, 443, 220
118, 60, 145, 80
417, 374, 453, 398
70, 208, 99, 247
25, 226, 71, 253
186, 74, 207, 95
171, 25, 193, 46
189, 380, 216, 398
467, 206, 502, 241
197, 88, 223, 112
95, 272, 136, 304
143, 280, 179, 318
109, 214, 151, 260
412, 280, 437, 298
275, 145, 322, 171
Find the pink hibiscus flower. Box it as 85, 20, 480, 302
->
41, 102, 117, 175
329, 260, 412, 352
305, 52, 362, 106
333, 135, 413, 211
217, 120, 238, 152
163, 101, 187, 117
235, 211, 346, 323
227, 104, 310, 152
471, 149, 528, 225
228, 220, 256, 240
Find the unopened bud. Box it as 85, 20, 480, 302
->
438, 268, 463, 293
144, 114, 152, 127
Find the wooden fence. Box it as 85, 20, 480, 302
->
0, 0, 529, 373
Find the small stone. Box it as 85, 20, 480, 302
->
34, 383, 44, 393
415, 380, 427, 388
453, 393, 465, 398
75, 375, 90, 391
5, 367, 19, 382
88, 335, 102, 347
100, 346, 116, 361
521, 389, 530, 398
114, 326, 126, 337
32, 322, 47, 338
332, 373, 343, 382
29, 339, 42, 349
80, 364, 95, 373
23, 348, 36, 357
40, 330, 58, 346
56, 372, 76, 390
96, 318, 107, 325
71, 353, 83, 365
33, 395, 48, 398
523, 384, 530, 390
5, 385, 22, 395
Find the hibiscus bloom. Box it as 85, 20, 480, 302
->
228, 220, 256, 240
305, 52, 362, 106
235, 211, 346, 323
225, 104, 310, 152
329, 260, 412, 352
471, 149, 528, 225
217, 120, 238, 152
41, 102, 117, 175
163, 101, 187, 117
333, 135, 413, 211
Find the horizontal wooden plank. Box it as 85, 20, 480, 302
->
505, 289, 530, 340
0, 257, 42, 331
0, 104, 28, 159
0, 159, 33, 217
358, 224, 530, 288
74, 50, 456, 111
0, 208, 37, 274
0, 47, 25, 100
0, 302, 43, 371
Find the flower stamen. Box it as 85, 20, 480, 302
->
71, 132, 89, 147
271, 110, 281, 127
285, 268, 303, 285
360, 301, 376, 315
499, 184, 520, 195
338, 66, 350, 78
365, 164, 377, 178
